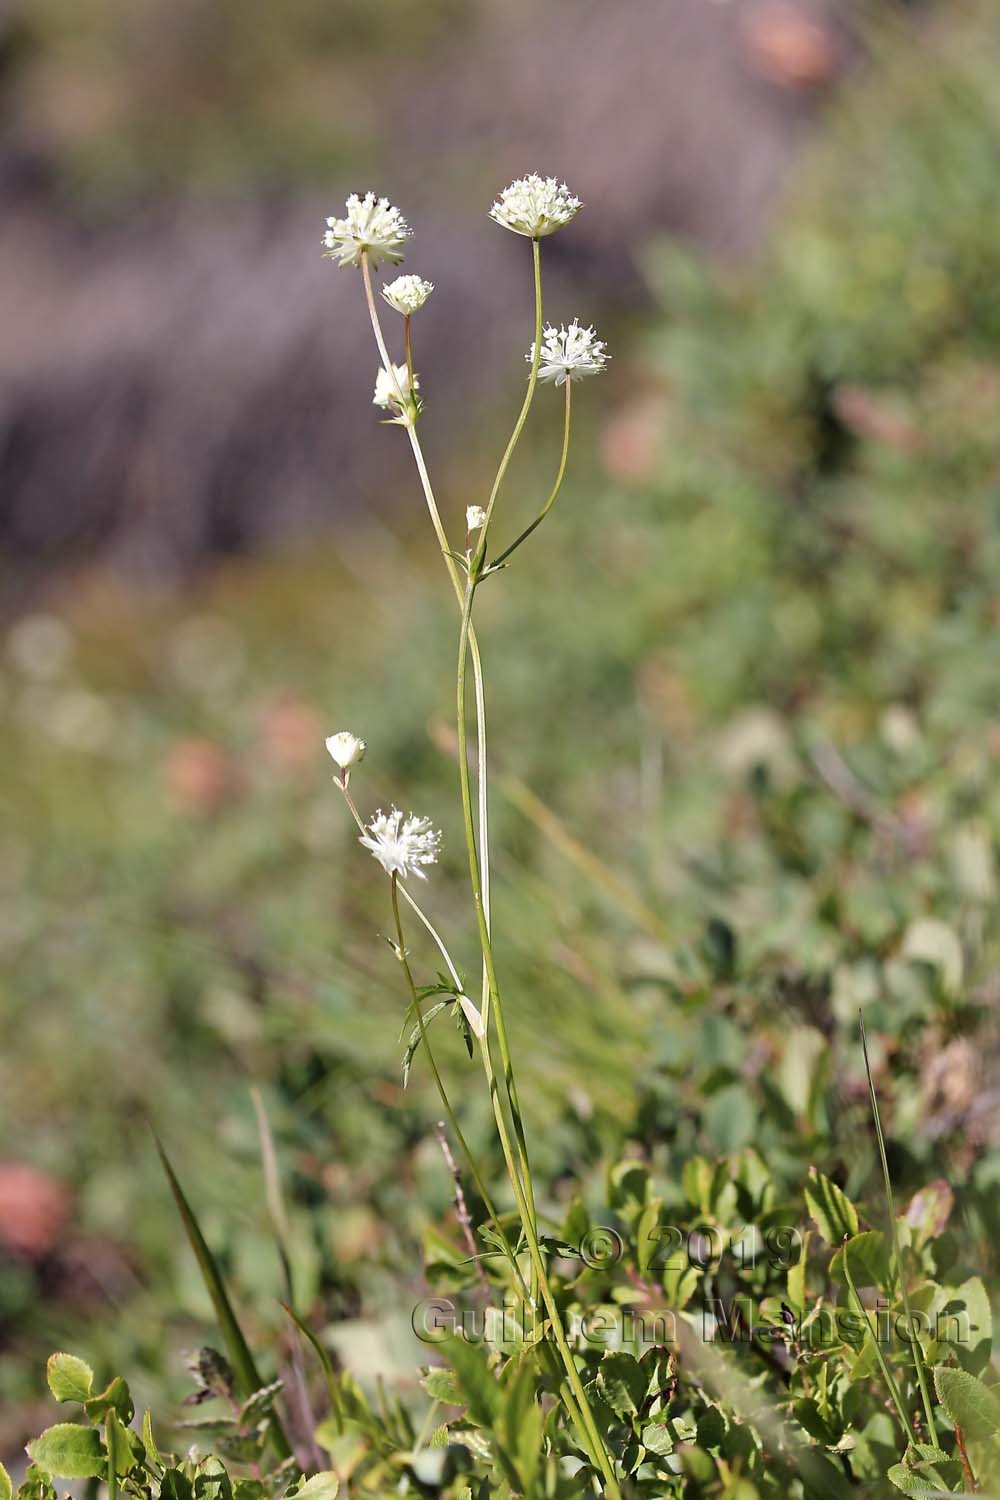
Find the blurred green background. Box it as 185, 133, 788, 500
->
4, 0, 1000, 1456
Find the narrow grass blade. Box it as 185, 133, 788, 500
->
153, 1131, 293, 1461
859, 1014, 939, 1446
281, 1303, 342, 1434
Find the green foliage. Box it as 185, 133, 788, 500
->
6, 3, 1000, 1494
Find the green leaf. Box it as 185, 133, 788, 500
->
291, 1478, 339, 1500
46, 1354, 94, 1404
26, 1424, 106, 1479
949, 1276, 993, 1374
934, 1366, 1000, 1441
141, 1410, 161, 1467
640, 1422, 674, 1458
0, 1461, 11, 1500
161, 1470, 194, 1500
441, 1337, 500, 1428
597, 1352, 645, 1419
105, 1410, 135, 1479
805, 1167, 858, 1245
15, 1468, 54, 1500
887, 1464, 941, 1495
154, 1135, 292, 1462
84, 1377, 133, 1425
401, 1000, 449, 1088
830, 1231, 889, 1289
421, 1367, 461, 1405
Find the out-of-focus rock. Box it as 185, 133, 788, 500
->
0, 0, 857, 584
0, 1162, 69, 1258
162, 736, 236, 814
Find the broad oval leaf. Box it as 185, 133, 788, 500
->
26, 1424, 106, 1480
46, 1354, 94, 1405
934, 1366, 1000, 1441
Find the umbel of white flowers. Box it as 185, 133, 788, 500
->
381, 275, 433, 316
326, 731, 367, 774
529, 321, 609, 386
361, 808, 441, 880
490, 175, 582, 238
373, 364, 419, 412
466, 505, 487, 531
323, 192, 412, 270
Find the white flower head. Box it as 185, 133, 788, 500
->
490, 175, 582, 238
326, 730, 366, 774
360, 806, 441, 880
381, 274, 433, 316
373, 362, 419, 414
529, 320, 609, 386
466, 505, 487, 532
323, 192, 412, 270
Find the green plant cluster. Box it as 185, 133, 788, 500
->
4, 2, 1000, 1493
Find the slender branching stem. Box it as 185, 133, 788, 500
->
358, 246, 619, 1494
389, 874, 610, 1481
359, 253, 493, 955
492, 378, 572, 568
387, 873, 517, 1280
473, 237, 544, 571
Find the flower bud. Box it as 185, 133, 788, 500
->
325, 731, 367, 774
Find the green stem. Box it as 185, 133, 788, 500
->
492, 378, 572, 569
860, 1015, 939, 1446
843, 1245, 914, 1443
359, 253, 493, 955
473, 237, 544, 572
457, 580, 534, 1214
388, 872, 518, 1285
388, 873, 610, 1481
456, 587, 619, 1495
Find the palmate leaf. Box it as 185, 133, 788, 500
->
153, 1134, 293, 1463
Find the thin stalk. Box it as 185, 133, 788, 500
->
457, 580, 534, 1213
860, 1015, 939, 1446
389, 875, 610, 1481
842, 1244, 914, 1442
359, 254, 493, 960
455, 587, 619, 1495
492, 378, 572, 569
388, 873, 517, 1284
474, 237, 544, 567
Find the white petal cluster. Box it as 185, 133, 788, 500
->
466, 505, 487, 531
373, 363, 419, 412
529, 320, 609, 386
381, 274, 434, 316
323, 193, 412, 270
490, 175, 582, 238
325, 730, 366, 772
360, 807, 441, 880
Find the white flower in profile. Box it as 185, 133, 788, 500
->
325, 730, 366, 773
323, 193, 412, 270
381, 274, 434, 316
373, 363, 419, 412
360, 807, 441, 880
466, 505, 487, 531
490, 175, 582, 238
529, 320, 609, 386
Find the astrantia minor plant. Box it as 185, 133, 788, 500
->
323, 173, 617, 1492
